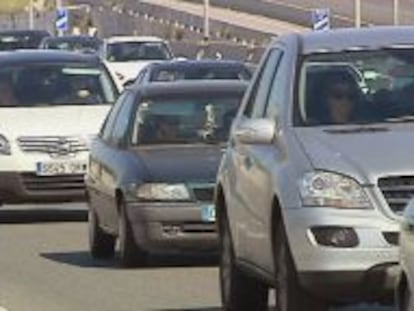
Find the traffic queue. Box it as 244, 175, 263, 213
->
3, 27, 414, 311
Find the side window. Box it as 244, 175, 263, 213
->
243, 48, 283, 118
111, 93, 136, 144
100, 92, 127, 142
265, 53, 287, 119
136, 69, 147, 84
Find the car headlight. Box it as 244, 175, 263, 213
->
79, 134, 96, 148
136, 183, 191, 201
299, 171, 371, 209
0, 135, 11, 155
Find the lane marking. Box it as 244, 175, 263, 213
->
0, 306, 9, 311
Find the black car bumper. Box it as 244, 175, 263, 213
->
125, 201, 218, 253
0, 172, 86, 204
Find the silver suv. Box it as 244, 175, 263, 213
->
214, 27, 414, 310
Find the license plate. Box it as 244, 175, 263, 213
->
36, 161, 88, 176
201, 204, 216, 222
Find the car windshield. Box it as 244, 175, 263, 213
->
0, 63, 118, 107
134, 96, 241, 145
149, 65, 252, 81
45, 38, 101, 53
298, 49, 414, 126
106, 41, 172, 62
0, 33, 47, 50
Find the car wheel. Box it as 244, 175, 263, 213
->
400, 281, 414, 311
118, 200, 147, 267
274, 223, 328, 311
219, 210, 269, 311
88, 207, 116, 259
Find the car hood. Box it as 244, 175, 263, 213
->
294, 126, 414, 184
0, 105, 111, 139
106, 61, 153, 81
131, 145, 224, 183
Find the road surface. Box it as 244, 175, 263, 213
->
0, 213, 395, 311
183, 0, 414, 27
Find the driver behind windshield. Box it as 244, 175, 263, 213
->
136, 98, 241, 145
322, 73, 358, 124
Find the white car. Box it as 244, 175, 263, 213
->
0, 50, 119, 206
398, 199, 414, 310
100, 36, 174, 87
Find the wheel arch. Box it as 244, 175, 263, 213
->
396, 270, 409, 311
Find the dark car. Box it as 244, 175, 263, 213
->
40, 35, 103, 54
85, 80, 247, 266
0, 30, 51, 50
131, 60, 253, 86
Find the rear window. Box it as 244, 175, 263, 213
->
149, 65, 252, 82
0, 32, 48, 50
0, 62, 118, 107
44, 38, 101, 53
106, 41, 172, 62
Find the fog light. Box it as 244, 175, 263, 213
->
162, 224, 181, 236
311, 227, 359, 248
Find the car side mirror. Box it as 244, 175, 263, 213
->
233, 118, 276, 145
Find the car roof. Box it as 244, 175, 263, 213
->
284, 26, 414, 55
0, 50, 101, 65
106, 36, 165, 44
146, 59, 247, 70
132, 80, 248, 99
44, 35, 101, 41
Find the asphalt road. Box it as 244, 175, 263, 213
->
0, 210, 396, 311
183, 0, 414, 27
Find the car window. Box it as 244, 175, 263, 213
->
265, 52, 286, 119
0, 63, 117, 107
44, 38, 101, 53
111, 93, 136, 144
135, 69, 147, 84
150, 65, 251, 82
101, 92, 127, 142
0, 32, 49, 50
297, 49, 414, 126
243, 49, 282, 118
106, 41, 172, 62
134, 94, 244, 145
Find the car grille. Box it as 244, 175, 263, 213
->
191, 187, 214, 202
378, 176, 414, 215
21, 173, 85, 192
17, 136, 88, 155
181, 222, 217, 233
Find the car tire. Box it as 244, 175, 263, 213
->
400, 281, 414, 311
274, 222, 328, 311
88, 207, 116, 259
219, 209, 269, 311
118, 200, 147, 267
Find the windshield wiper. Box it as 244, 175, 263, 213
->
324, 126, 389, 134
385, 115, 414, 123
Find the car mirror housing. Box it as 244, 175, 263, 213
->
233, 118, 276, 145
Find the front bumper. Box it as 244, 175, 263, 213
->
0, 172, 86, 204
125, 201, 218, 253
284, 207, 399, 302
